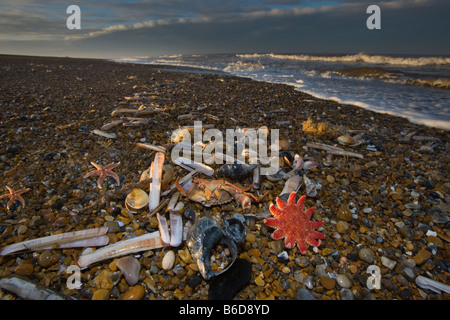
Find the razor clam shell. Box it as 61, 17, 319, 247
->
306, 142, 364, 159
77, 231, 164, 269
156, 212, 171, 245
27, 235, 110, 251
167, 191, 181, 211
0, 275, 76, 300
415, 275, 450, 294
91, 129, 117, 139
100, 119, 124, 131
170, 212, 183, 247
149, 152, 165, 211
0, 227, 109, 256
136, 142, 168, 154
172, 156, 214, 176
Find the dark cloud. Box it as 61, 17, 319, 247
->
1, 0, 449, 57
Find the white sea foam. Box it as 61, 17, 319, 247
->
237, 53, 450, 67
112, 54, 450, 130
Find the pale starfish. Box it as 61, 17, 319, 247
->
83, 162, 121, 188
0, 186, 30, 210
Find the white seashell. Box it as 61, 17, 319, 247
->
156, 212, 171, 245
0, 275, 74, 300
303, 175, 321, 197
139, 166, 152, 182
125, 188, 149, 212
101, 120, 124, 131
0, 227, 109, 256
116, 256, 141, 286
172, 156, 214, 176
77, 231, 164, 269
306, 142, 364, 159
91, 129, 117, 139
149, 152, 165, 211
415, 275, 450, 294
162, 250, 175, 270
169, 212, 183, 247
292, 154, 304, 170
173, 202, 184, 212
136, 142, 168, 154
280, 174, 302, 196
167, 191, 181, 212
303, 160, 319, 170
337, 135, 354, 146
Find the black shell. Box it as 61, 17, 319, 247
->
216, 162, 257, 181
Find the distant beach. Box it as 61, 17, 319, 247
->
0, 55, 448, 301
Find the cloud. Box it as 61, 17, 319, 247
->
65, 2, 342, 41
1, 0, 449, 57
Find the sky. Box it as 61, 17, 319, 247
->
0, 0, 449, 58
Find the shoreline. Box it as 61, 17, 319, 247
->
0, 54, 449, 301
109, 55, 450, 131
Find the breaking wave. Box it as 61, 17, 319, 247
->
237, 53, 450, 67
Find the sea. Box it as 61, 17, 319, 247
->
112, 53, 450, 130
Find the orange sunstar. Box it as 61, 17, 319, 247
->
264, 192, 325, 254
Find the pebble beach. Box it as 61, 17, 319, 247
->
0, 54, 449, 301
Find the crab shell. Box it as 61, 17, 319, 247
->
184, 183, 234, 207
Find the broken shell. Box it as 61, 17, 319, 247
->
337, 135, 354, 146
125, 188, 149, 213
161, 164, 175, 187
216, 162, 257, 181
156, 212, 171, 245
280, 174, 302, 196
169, 211, 183, 247
223, 218, 246, 245
116, 256, 141, 286
187, 216, 237, 280
303, 159, 319, 170
303, 174, 321, 197
415, 275, 450, 294
292, 154, 304, 170
266, 169, 286, 182
0, 275, 75, 300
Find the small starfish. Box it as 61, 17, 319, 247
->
83, 162, 121, 189
0, 186, 30, 210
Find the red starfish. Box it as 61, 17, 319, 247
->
264, 192, 325, 254
0, 186, 30, 210
83, 162, 121, 189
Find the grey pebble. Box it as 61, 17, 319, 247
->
295, 288, 316, 300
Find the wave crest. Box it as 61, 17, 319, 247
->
237, 53, 450, 67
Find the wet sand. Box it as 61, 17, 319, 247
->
0, 54, 448, 301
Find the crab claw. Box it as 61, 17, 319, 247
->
175, 177, 188, 197
235, 194, 252, 212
